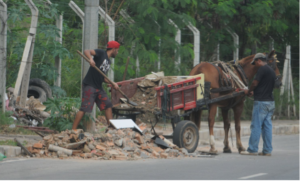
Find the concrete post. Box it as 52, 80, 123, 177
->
217, 43, 220, 61
280, 45, 296, 118
226, 28, 239, 64
54, 15, 63, 87
153, 21, 161, 70
14, 0, 38, 107
69, 1, 84, 96
98, 6, 115, 81
168, 19, 181, 69
119, 9, 139, 76
82, 0, 99, 132
269, 36, 274, 52
47, 0, 62, 87
0, 0, 7, 112
187, 22, 200, 66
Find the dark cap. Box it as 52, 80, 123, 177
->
251, 53, 266, 65
107, 41, 120, 49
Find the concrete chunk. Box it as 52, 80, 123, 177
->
0, 146, 22, 158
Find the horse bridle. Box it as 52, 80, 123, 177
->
267, 57, 282, 81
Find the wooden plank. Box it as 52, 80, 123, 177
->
15, 138, 33, 157
13, 36, 33, 97
196, 91, 245, 106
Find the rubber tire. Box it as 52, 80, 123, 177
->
27, 86, 47, 102
173, 120, 199, 153
29, 78, 52, 98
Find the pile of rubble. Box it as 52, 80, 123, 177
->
6, 96, 50, 127
114, 72, 180, 114
25, 127, 197, 160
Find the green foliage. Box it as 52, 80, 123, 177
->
51, 86, 67, 98
43, 97, 93, 132
4, 0, 299, 120
0, 111, 14, 126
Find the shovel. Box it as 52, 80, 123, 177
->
76, 50, 138, 106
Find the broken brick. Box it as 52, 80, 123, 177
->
114, 155, 127, 160
152, 147, 164, 153
106, 141, 114, 147
138, 123, 147, 131
96, 145, 106, 151
106, 133, 112, 138
33, 143, 43, 149
94, 152, 103, 157
160, 153, 168, 159
134, 133, 144, 144
26, 146, 33, 153
152, 150, 159, 157
117, 129, 125, 137
141, 144, 150, 150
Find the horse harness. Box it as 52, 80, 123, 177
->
208, 61, 248, 110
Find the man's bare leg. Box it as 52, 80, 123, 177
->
105, 108, 113, 126
72, 111, 85, 130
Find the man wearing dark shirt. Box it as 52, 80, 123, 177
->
72, 41, 120, 130
241, 53, 276, 156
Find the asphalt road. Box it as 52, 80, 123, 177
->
0, 134, 298, 180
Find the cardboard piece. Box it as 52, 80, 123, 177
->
109, 119, 143, 134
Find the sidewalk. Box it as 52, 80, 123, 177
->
154, 119, 299, 153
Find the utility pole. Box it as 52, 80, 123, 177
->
0, 0, 7, 113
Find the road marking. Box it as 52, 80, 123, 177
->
239, 173, 267, 179
0, 159, 27, 164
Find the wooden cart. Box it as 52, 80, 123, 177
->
108, 76, 245, 153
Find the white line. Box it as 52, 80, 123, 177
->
239, 173, 267, 179
0, 159, 27, 164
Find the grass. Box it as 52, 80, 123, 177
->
0, 125, 36, 135
0, 140, 28, 146
0, 111, 14, 126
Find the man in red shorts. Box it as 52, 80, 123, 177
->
72, 41, 120, 130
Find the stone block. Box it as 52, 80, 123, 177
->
0, 146, 22, 158
114, 139, 123, 147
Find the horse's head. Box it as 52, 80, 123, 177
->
266, 50, 282, 88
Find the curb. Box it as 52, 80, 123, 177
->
199, 125, 299, 142
0, 146, 22, 158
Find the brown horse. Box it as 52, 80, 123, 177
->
189, 50, 282, 153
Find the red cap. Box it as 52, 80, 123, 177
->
107, 41, 120, 49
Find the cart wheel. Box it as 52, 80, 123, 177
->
173, 120, 199, 153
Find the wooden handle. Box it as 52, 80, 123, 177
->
76, 50, 128, 99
